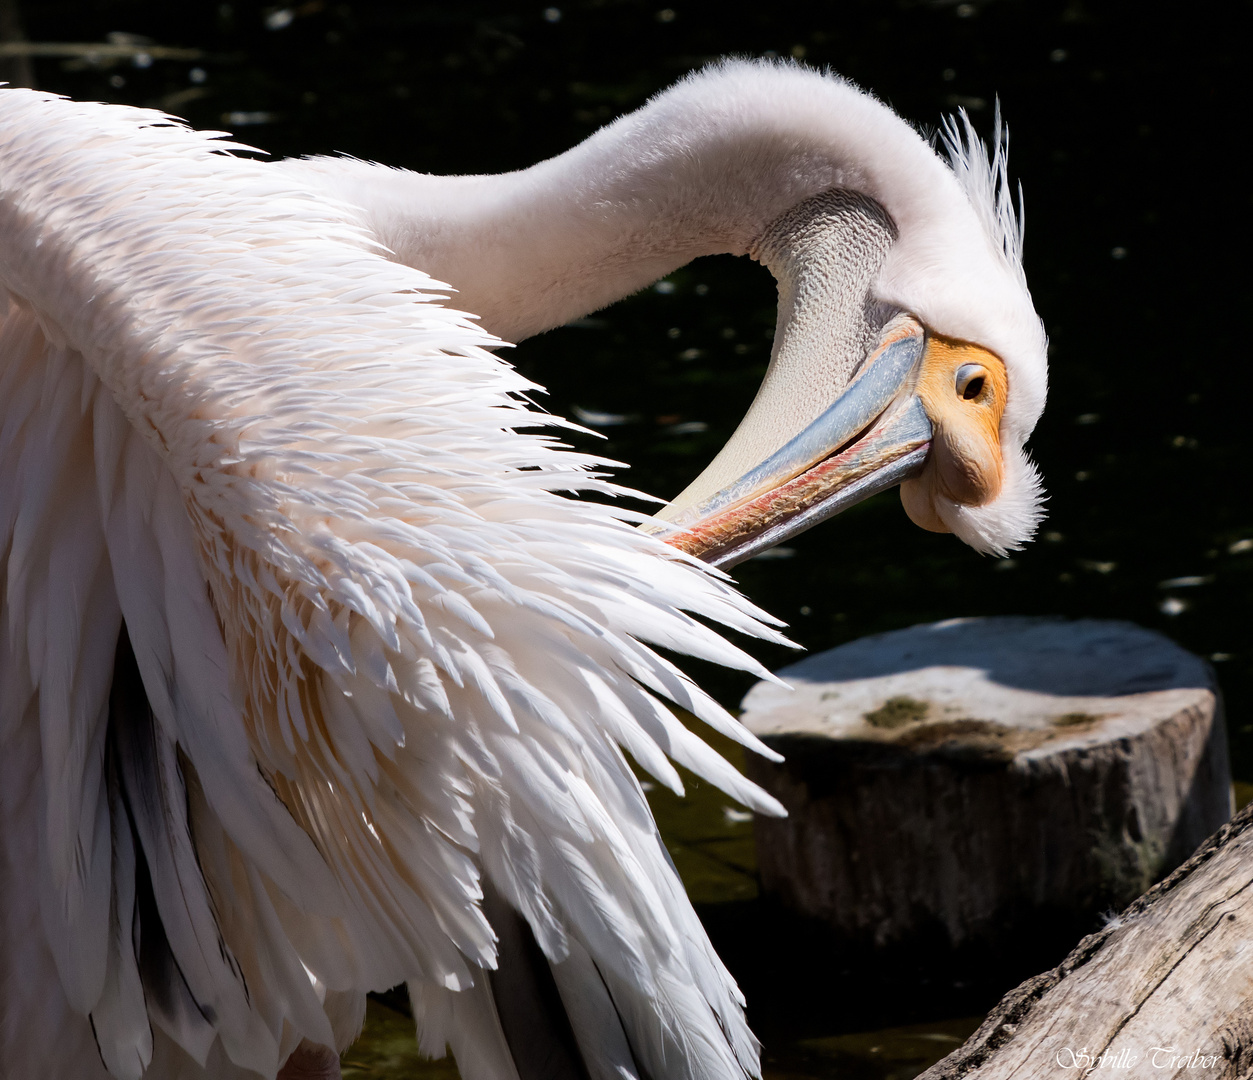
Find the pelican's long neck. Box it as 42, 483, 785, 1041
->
277, 77, 890, 343
300, 160, 738, 343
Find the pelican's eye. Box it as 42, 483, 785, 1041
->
955, 363, 987, 401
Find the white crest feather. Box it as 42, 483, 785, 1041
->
941, 102, 1027, 291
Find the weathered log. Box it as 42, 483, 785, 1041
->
740, 617, 1232, 958
920, 799, 1253, 1079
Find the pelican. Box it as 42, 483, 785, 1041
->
0, 60, 1046, 1080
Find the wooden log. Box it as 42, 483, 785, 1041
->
920, 800, 1253, 1079
740, 617, 1232, 959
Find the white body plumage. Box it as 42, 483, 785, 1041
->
0, 60, 1046, 1080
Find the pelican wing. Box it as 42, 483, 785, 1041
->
0, 90, 786, 1080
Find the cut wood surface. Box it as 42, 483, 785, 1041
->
920, 799, 1253, 1079
740, 617, 1233, 954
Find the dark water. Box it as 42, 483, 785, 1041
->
13, 1, 1247, 1075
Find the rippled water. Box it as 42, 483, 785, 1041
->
14, 1, 1244, 1075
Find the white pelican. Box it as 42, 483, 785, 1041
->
0, 61, 1046, 1080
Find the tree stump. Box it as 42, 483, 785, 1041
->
920, 801, 1253, 1079
740, 617, 1232, 960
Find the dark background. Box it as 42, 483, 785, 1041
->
6, 0, 1249, 1068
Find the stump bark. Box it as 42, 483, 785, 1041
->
920, 800, 1253, 1079
740, 617, 1232, 957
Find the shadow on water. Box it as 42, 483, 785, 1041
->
15, 1, 1245, 1076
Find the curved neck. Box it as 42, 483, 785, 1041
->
276, 72, 907, 343
280, 161, 763, 344
326, 163, 739, 343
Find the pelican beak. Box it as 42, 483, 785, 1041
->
651, 314, 934, 568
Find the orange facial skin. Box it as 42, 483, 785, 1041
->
900, 335, 1008, 533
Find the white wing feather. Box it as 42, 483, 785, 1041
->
0, 88, 788, 1080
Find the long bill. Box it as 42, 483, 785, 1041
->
651, 315, 933, 569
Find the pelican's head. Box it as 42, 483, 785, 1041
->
651, 66, 1047, 565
